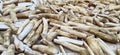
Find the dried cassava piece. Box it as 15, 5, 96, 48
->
0, 45, 7, 52
94, 17, 104, 27
3, 29, 11, 47
18, 0, 31, 2
86, 35, 104, 55
32, 39, 58, 55
27, 24, 43, 46
1, 51, 7, 55
46, 31, 57, 41
1, 44, 15, 55
3, 0, 18, 5
96, 38, 115, 55
67, 21, 99, 31
57, 36, 83, 46
50, 22, 73, 29
83, 41, 95, 55
38, 13, 59, 20
41, 17, 48, 38
13, 34, 41, 55
89, 29, 119, 43
18, 53, 25, 55
23, 29, 35, 44
59, 45, 66, 55
18, 19, 35, 40
13, 35, 25, 51
54, 39, 89, 55
10, 9, 18, 22
23, 19, 42, 44
103, 27, 120, 32
6, 44, 15, 55
0, 34, 4, 44
13, 6, 29, 12
47, 26, 57, 34
0, 22, 9, 30
49, 19, 68, 26
55, 29, 77, 39
117, 49, 120, 55
17, 19, 30, 34
32, 45, 58, 55
5, 22, 18, 33
1, 4, 15, 12
60, 26, 87, 39
105, 22, 120, 27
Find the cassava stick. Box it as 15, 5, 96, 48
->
55, 29, 77, 39
47, 26, 57, 34
18, 19, 35, 40
117, 49, 120, 55
60, 26, 87, 39
50, 22, 73, 29
1, 4, 16, 12
94, 17, 104, 27
18, 53, 25, 55
0, 34, 3, 44
27, 24, 43, 46
54, 39, 88, 55
0, 45, 7, 52
13, 35, 25, 51
96, 38, 115, 55
3, 0, 18, 5
59, 45, 66, 55
41, 17, 48, 38
32, 45, 58, 55
57, 36, 83, 46
46, 32, 57, 41
23, 29, 35, 44
105, 22, 120, 27
1, 51, 7, 55
3, 29, 11, 47
83, 41, 95, 55
86, 36, 104, 55
5, 22, 18, 33
23, 20, 40, 45
38, 13, 59, 20
6, 44, 15, 55
49, 19, 68, 26
32, 39, 58, 55
10, 9, 18, 22
89, 29, 119, 43
17, 19, 30, 34
18, 0, 31, 2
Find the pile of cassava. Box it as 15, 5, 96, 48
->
0, 0, 120, 55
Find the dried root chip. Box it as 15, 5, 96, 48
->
86, 36, 104, 55
3, 29, 11, 47
54, 39, 89, 55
